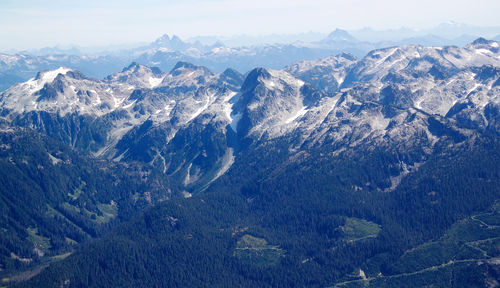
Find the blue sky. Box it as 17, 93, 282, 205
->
0, 0, 499, 50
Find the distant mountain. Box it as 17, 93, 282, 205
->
0, 53, 128, 91
1, 23, 498, 92
395, 34, 450, 46
432, 21, 500, 39
187, 31, 327, 47
323, 29, 358, 43
23, 46, 83, 56
150, 34, 193, 51
351, 22, 500, 42
0, 34, 361, 92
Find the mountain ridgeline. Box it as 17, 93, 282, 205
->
0, 38, 499, 287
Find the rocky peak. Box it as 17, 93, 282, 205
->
234, 68, 316, 139
152, 34, 189, 51
467, 38, 500, 53
220, 68, 244, 90
170, 61, 210, 75
106, 63, 165, 88
241, 68, 304, 94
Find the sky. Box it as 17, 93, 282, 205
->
0, 0, 499, 51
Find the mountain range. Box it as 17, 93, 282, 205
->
0, 38, 499, 287
1, 23, 499, 92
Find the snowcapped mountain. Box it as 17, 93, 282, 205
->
105, 62, 166, 89
285, 52, 357, 93
0, 37, 351, 92
0, 52, 127, 91
0, 60, 244, 190
0, 39, 498, 193
0, 67, 131, 117
287, 38, 500, 134
232, 68, 322, 141
3, 27, 498, 93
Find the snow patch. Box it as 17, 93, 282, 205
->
264, 80, 276, 88
359, 269, 367, 280
188, 93, 216, 122
189, 102, 210, 121
266, 69, 305, 89
230, 112, 242, 132
183, 163, 193, 186
201, 148, 236, 191
93, 95, 102, 106
222, 92, 238, 122
414, 100, 422, 110
214, 148, 235, 180
24, 67, 71, 94
48, 153, 62, 165
475, 48, 493, 55
148, 76, 165, 88
468, 83, 480, 95
285, 106, 309, 124
368, 114, 390, 131
374, 48, 398, 67
122, 100, 137, 109
40, 67, 71, 83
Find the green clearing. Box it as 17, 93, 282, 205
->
68, 180, 86, 200
389, 211, 500, 275
45, 205, 62, 218
65, 237, 78, 245
234, 234, 285, 266
96, 202, 118, 223
334, 207, 500, 287
26, 228, 51, 254
61, 202, 80, 214
341, 218, 381, 242
51, 252, 72, 261
81, 202, 118, 224
56, 201, 118, 224
445, 217, 500, 243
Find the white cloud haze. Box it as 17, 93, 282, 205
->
0, 0, 499, 50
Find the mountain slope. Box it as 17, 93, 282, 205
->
0, 128, 171, 280
16, 124, 500, 288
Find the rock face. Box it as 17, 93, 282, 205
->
0, 39, 499, 192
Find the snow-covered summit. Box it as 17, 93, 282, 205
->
0, 39, 499, 190
105, 62, 165, 89
285, 53, 357, 93
0, 66, 133, 117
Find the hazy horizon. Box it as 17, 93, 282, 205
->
1, 0, 499, 51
